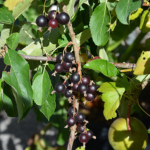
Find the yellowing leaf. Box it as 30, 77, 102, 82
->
98, 82, 125, 120
134, 51, 150, 75
129, 8, 143, 21
4, 0, 23, 11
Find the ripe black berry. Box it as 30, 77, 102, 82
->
65, 78, 71, 87
79, 133, 89, 143
48, 10, 58, 20
64, 52, 74, 63
64, 89, 73, 98
86, 93, 95, 101
72, 83, 79, 92
88, 84, 97, 94
78, 83, 88, 94
76, 113, 85, 123
55, 83, 65, 93
68, 107, 77, 116
77, 124, 85, 133
63, 68, 69, 73
87, 130, 93, 139
48, 19, 58, 28
66, 116, 76, 127
56, 12, 70, 25
70, 73, 80, 84
56, 53, 63, 63
81, 75, 90, 85
54, 63, 63, 73
63, 61, 72, 70
36, 15, 48, 27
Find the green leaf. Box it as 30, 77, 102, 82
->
83, 59, 119, 77
90, 3, 110, 46
2, 49, 33, 121
116, 0, 141, 25
97, 46, 109, 61
66, 1, 76, 18
98, 82, 125, 120
6, 33, 20, 50
76, 146, 85, 150
32, 70, 56, 120
0, 78, 2, 112
0, 5, 14, 24
148, 128, 150, 134
0, 28, 10, 48
12, 0, 36, 20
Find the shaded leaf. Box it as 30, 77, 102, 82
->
6, 33, 20, 50
90, 3, 110, 46
76, 146, 85, 150
0, 28, 10, 48
97, 46, 109, 61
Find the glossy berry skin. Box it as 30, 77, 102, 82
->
76, 113, 85, 123
87, 130, 93, 139
36, 15, 48, 27
64, 52, 74, 63
68, 107, 77, 116
77, 124, 85, 133
72, 83, 79, 92
70, 73, 80, 84
86, 93, 95, 101
64, 89, 73, 98
79, 133, 89, 143
78, 83, 88, 94
56, 12, 70, 25
54, 63, 63, 73
63, 68, 69, 73
63, 61, 72, 70
88, 84, 97, 94
81, 75, 90, 85
48, 19, 58, 28
66, 116, 76, 127
55, 83, 65, 93
56, 53, 63, 63
48, 10, 58, 20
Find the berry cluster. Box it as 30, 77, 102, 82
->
36, 11, 70, 30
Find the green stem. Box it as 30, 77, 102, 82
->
119, 32, 147, 62
40, 122, 52, 136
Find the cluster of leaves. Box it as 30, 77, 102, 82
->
0, 0, 150, 149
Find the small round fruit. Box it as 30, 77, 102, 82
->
56, 53, 63, 63
54, 63, 63, 73
72, 83, 79, 92
88, 84, 97, 94
55, 83, 65, 93
78, 83, 88, 94
80, 53, 88, 63
87, 130, 93, 139
81, 75, 90, 85
77, 124, 85, 133
66, 116, 76, 127
64, 52, 74, 63
86, 93, 95, 101
76, 113, 85, 123
36, 15, 48, 27
70, 73, 80, 84
63, 61, 72, 70
93, 56, 101, 60
48, 10, 58, 20
56, 12, 70, 25
108, 117, 148, 150
64, 89, 73, 98
48, 19, 58, 28
68, 107, 77, 116
65, 78, 71, 87
79, 133, 89, 143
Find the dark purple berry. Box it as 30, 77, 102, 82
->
48, 19, 58, 28
54, 63, 63, 73
65, 78, 71, 87
81, 75, 90, 85
77, 124, 85, 133
88, 84, 97, 94
36, 15, 48, 27
64, 52, 74, 63
86, 93, 95, 101
79, 133, 89, 143
64, 89, 73, 98
63, 61, 72, 70
55, 83, 65, 93
76, 113, 85, 123
87, 130, 93, 139
56, 53, 63, 63
72, 83, 79, 92
78, 83, 88, 94
48, 10, 58, 20
63, 68, 69, 73
68, 107, 77, 116
56, 12, 70, 25
66, 116, 76, 127
70, 73, 80, 84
